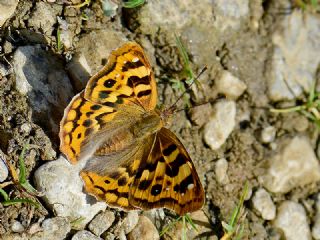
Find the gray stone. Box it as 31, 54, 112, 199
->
57, 17, 73, 50
252, 188, 276, 220
0, 150, 8, 182
30, 217, 71, 240
260, 126, 276, 143
215, 70, 247, 100
127, 216, 159, 240
66, 30, 127, 91
0, 0, 18, 27
215, 158, 229, 185
72, 230, 102, 240
312, 195, 320, 239
213, 0, 249, 31
268, 10, 320, 101
120, 211, 139, 234
203, 100, 236, 150
11, 221, 25, 233
88, 211, 115, 236
188, 103, 212, 126
12, 45, 74, 137
34, 156, 107, 229
28, 2, 61, 35
260, 136, 320, 193
102, 0, 118, 18
274, 201, 311, 240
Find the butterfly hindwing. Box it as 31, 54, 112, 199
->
130, 128, 204, 215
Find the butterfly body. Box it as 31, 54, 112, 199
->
60, 42, 204, 215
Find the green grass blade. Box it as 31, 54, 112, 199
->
0, 188, 9, 201
182, 215, 187, 240
123, 0, 145, 8
185, 214, 198, 231
2, 198, 39, 208
160, 216, 182, 236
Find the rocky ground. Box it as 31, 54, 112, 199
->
1, 0, 320, 239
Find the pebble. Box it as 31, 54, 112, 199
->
72, 230, 103, 240
260, 136, 320, 193
214, 158, 229, 185
102, 0, 118, 17
0, 150, 8, 182
268, 10, 320, 101
11, 221, 25, 233
260, 126, 276, 143
215, 70, 247, 99
30, 217, 71, 240
88, 211, 115, 236
273, 201, 311, 240
203, 100, 236, 150
0, 0, 18, 27
127, 216, 159, 240
34, 156, 106, 229
120, 211, 139, 234
252, 188, 276, 220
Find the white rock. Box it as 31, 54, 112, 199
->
260, 126, 276, 143
120, 211, 139, 234
203, 100, 236, 150
215, 158, 229, 184
11, 221, 25, 233
0, 0, 18, 27
213, 0, 249, 31
127, 216, 159, 240
260, 136, 320, 193
268, 10, 320, 101
88, 211, 115, 236
0, 150, 8, 182
252, 188, 276, 220
30, 217, 71, 240
102, 0, 118, 18
215, 70, 247, 99
72, 230, 103, 240
34, 156, 107, 229
274, 201, 311, 240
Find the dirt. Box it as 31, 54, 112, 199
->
0, 0, 319, 239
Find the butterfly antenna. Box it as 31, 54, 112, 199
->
169, 66, 208, 112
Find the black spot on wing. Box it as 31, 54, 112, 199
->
165, 153, 186, 177
138, 179, 152, 190
99, 90, 112, 99
127, 75, 150, 88
90, 104, 102, 110
163, 144, 177, 156
118, 177, 128, 186
104, 79, 117, 88
173, 174, 194, 194
151, 184, 162, 196
122, 60, 144, 72
137, 89, 152, 98
83, 119, 92, 127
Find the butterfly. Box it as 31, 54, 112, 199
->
59, 42, 204, 215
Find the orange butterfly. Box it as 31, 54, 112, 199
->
59, 42, 204, 215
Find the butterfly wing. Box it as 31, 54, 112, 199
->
60, 42, 157, 164
129, 127, 205, 215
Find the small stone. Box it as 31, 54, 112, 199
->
11, 221, 25, 233
34, 156, 106, 229
0, 0, 18, 27
88, 211, 115, 236
274, 201, 311, 240
19, 123, 32, 135
28, 2, 61, 35
72, 230, 102, 240
268, 10, 320, 101
203, 100, 236, 150
121, 211, 139, 234
30, 217, 71, 240
127, 216, 159, 240
252, 188, 276, 220
3, 41, 13, 54
215, 158, 229, 185
189, 103, 212, 126
102, 0, 118, 18
260, 126, 276, 143
260, 136, 320, 193
215, 70, 247, 99
57, 17, 73, 49
0, 150, 8, 182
